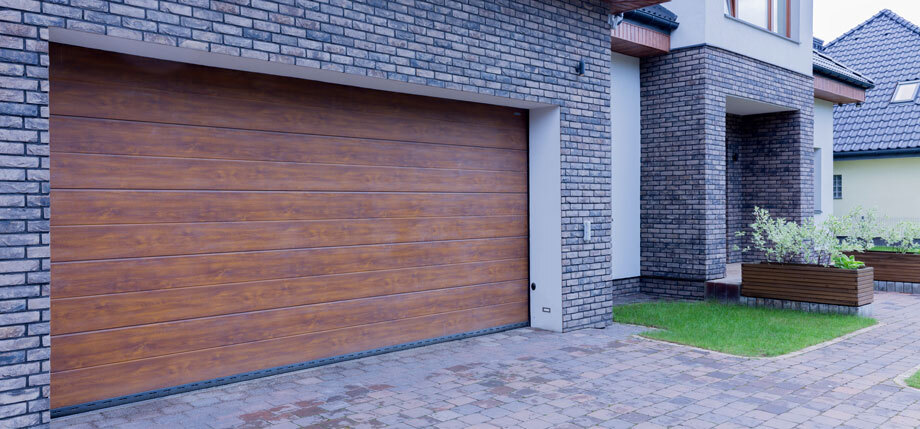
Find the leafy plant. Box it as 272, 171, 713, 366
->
735, 207, 872, 268
832, 254, 865, 270
879, 221, 920, 254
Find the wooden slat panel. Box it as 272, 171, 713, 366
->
847, 251, 920, 283
50, 302, 528, 408
49, 45, 528, 136
51, 190, 528, 226
52, 216, 528, 261
51, 153, 526, 193
52, 281, 526, 370
50, 117, 527, 171
51, 258, 528, 334
52, 236, 528, 298
50, 79, 526, 151
741, 264, 873, 306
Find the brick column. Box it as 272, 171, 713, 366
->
0, 17, 51, 427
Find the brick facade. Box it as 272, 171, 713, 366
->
610, 276, 640, 295
639, 45, 814, 298
0, 0, 614, 425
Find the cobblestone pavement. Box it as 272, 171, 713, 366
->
55, 292, 920, 428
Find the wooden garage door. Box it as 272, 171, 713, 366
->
49, 45, 529, 410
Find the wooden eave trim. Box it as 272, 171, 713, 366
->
814, 75, 867, 104
610, 21, 670, 57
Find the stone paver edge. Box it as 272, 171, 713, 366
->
894, 361, 920, 391
627, 320, 885, 361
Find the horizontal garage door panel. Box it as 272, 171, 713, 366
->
50, 45, 529, 410
53, 237, 528, 298
52, 258, 529, 335
51, 47, 526, 136
51, 153, 526, 193
53, 280, 527, 371
51, 117, 527, 172
51, 190, 528, 226
52, 79, 526, 151
51, 302, 528, 410
52, 216, 528, 261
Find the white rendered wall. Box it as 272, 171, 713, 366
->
610, 53, 641, 279
529, 107, 563, 332
813, 99, 835, 222
665, 0, 813, 76
834, 157, 920, 223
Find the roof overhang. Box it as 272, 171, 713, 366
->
608, 0, 670, 14
611, 21, 670, 57
814, 75, 867, 104
834, 148, 920, 160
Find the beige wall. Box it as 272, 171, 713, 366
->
834, 156, 920, 223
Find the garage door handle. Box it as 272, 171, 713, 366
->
530, 283, 536, 291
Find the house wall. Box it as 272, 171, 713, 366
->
813, 99, 834, 222
834, 157, 920, 223
665, 0, 814, 75
725, 114, 744, 264
610, 52, 641, 289
0, 0, 614, 425
640, 45, 814, 298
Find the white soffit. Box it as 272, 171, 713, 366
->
725, 95, 797, 116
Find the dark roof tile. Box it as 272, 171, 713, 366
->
824, 9, 920, 154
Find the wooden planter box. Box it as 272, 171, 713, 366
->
846, 251, 920, 283
741, 263, 874, 307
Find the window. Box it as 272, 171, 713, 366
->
725, 0, 793, 38
833, 175, 842, 200
891, 81, 920, 103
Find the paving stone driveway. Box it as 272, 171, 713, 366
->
56, 292, 920, 428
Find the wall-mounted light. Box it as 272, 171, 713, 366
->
574, 59, 585, 76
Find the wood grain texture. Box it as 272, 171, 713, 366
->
51, 258, 528, 334
52, 237, 528, 298
50, 45, 529, 409
50, 79, 526, 151
741, 263, 874, 306
845, 251, 920, 283
52, 216, 527, 261
50, 116, 527, 172
51, 190, 527, 226
52, 280, 527, 370
50, 302, 528, 408
51, 153, 527, 193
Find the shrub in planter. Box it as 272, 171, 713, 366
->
848, 220, 920, 283
736, 208, 874, 307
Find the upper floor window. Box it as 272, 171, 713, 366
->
725, 0, 792, 38
891, 81, 920, 103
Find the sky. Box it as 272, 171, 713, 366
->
814, 0, 920, 42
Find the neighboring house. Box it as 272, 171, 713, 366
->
811, 37, 874, 223
0, 0, 871, 425
821, 10, 920, 224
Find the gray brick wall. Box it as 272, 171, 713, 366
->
726, 114, 743, 264
639, 45, 814, 298
611, 276, 640, 295
0, 0, 614, 424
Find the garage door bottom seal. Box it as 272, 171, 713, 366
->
51, 321, 529, 418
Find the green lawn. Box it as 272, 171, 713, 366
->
613, 301, 876, 357
907, 370, 920, 389
869, 246, 920, 254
